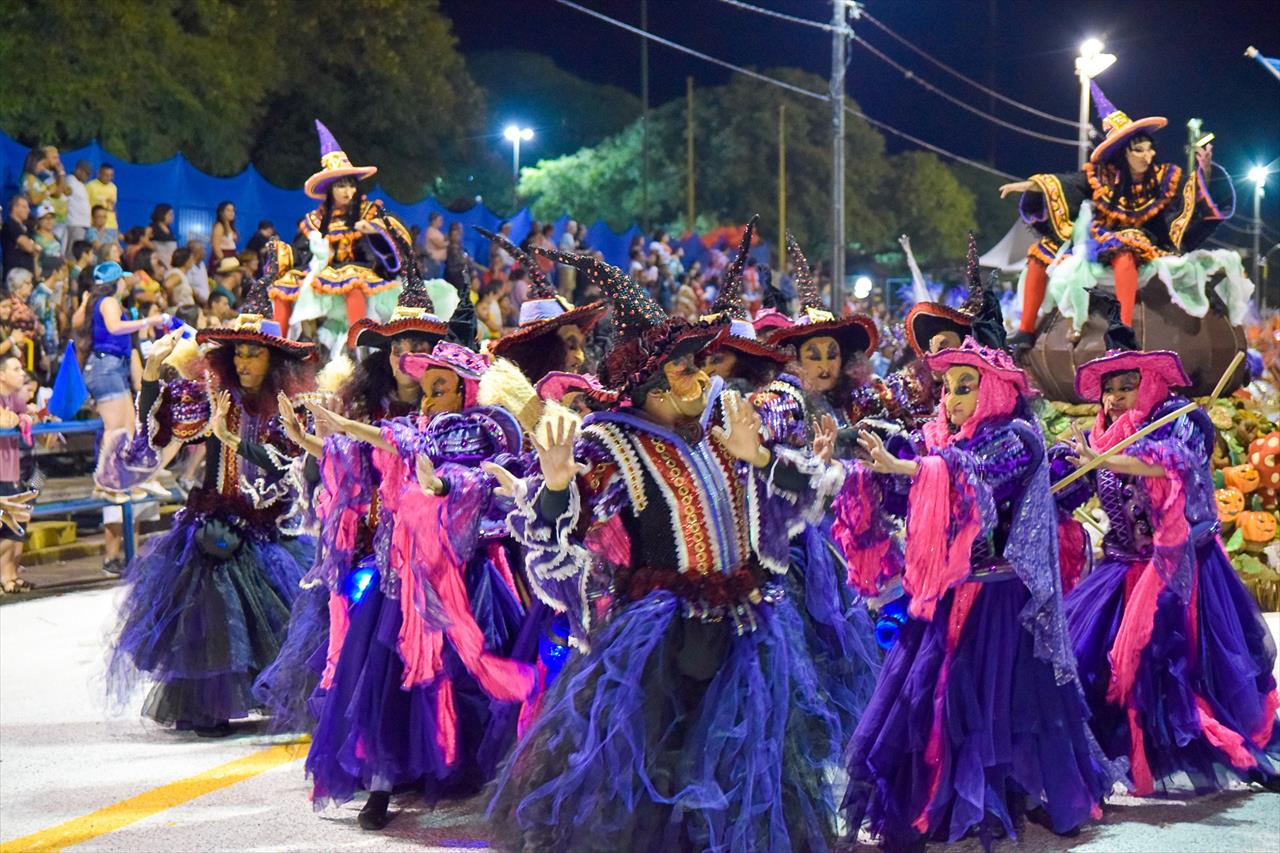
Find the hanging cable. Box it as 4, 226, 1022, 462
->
851, 34, 1079, 146
859, 10, 1080, 128
549, 0, 1018, 182
713, 0, 836, 32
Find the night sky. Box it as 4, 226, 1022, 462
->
443, 0, 1280, 241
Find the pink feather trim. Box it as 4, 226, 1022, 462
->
905, 456, 980, 620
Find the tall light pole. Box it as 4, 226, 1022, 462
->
1075, 38, 1116, 168
830, 1, 854, 309
1249, 165, 1269, 301
504, 125, 533, 207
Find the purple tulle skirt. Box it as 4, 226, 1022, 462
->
487, 590, 843, 853
252, 583, 330, 733
110, 514, 313, 728
843, 577, 1119, 848
1066, 540, 1280, 792
306, 553, 526, 808
790, 522, 881, 742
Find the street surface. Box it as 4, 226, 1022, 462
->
1, 589, 1277, 852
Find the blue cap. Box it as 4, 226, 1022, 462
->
92, 261, 127, 284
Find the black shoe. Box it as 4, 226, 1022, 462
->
102, 558, 124, 577
358, 791, 393, 831
1007, 330, 1036, 352
193, 721, 234, 738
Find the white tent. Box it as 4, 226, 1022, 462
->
979, 220, 1038, 273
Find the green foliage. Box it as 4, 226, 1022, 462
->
881, 151, 976, 262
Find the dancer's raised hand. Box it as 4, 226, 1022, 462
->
711, 390, 768, 467
532, 411, 584, 491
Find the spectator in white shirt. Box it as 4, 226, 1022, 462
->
185, 240, 210, 305
63, 161, 92, 250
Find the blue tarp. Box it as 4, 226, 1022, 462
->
1, 131, 765, 271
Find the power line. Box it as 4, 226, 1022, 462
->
549, 0, 1016, 182
851, 34, 1079, 146
859, 10, 1080, 128
714, 0, 836, 32
845, 106, 1020, 180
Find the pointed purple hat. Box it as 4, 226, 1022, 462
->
304, 120, 378, 200
1088, 82, 1167, 166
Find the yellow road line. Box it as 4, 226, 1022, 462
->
0, 741, 308, 853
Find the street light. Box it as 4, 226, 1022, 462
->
1248, 165, 1270, 298
503, 125, 534, 180
1075, 38, 1117, 168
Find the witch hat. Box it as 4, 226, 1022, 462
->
1089, 81, 1167, 166
303, 120, 379, 200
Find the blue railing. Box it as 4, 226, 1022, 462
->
0, 419, 175, 563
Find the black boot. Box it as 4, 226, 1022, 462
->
193, 720, 234, 738
358, 791, 393, 830
1006, 330, 1036, 352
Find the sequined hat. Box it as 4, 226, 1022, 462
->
905, 232, 1006, 356
197, 241, 316, 358
764, 232, 877, 357
926, 336, 1031, 395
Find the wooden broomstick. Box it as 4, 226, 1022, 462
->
1051, 350, 1245, 495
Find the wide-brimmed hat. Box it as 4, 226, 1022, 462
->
197, 241, 315, 359
303, 120, 378, 200
1088, 81, 1167, 166
535, 370, 604, 402
701, 215, 788, 365
347, 233, 450, 349
925, 337, 1031, 395
483, 226, 607, 373
215, 256, 242, 275
543, 248, 721, 398
764, 232, 877, 357
905, 233, 1006, 356
399, 341, 489, 382
1075, 350, 1190, 401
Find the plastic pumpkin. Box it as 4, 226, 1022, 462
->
1222, 464, 1261, 495
1237, 510, 1278, 552
1215, 487, 1246, 525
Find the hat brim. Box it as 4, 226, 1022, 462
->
347, 317, 450, 350
765, 315, 878, 358
304, 166, 378, 200
713, 334, 791, 364
1090, 117, 1168, 165
399, 351, 484, 382
196, 327, 317, 359
491, 301, 609, 357
925, 347, 1030, 394
906, 303, 973, 357
1074, 349, 1190, 401
535, 371, 602, 401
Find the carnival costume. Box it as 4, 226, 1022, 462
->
252, 253, 451, 733
1015, 82, 1236, 338
704, 218, 880, 749
108, 256, 318, 733
835, 338, 1120, 849
1055, 340, 1280, 794
270, 121, 410, 348
306, 341, 536, 821
488, 253, 849, 853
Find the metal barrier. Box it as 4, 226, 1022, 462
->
0, 419, 175, 563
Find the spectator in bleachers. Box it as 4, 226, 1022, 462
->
186, 240, 209, 305
86, 163, 118, 231
243, 220, 275, 257
2, 196, 38, 282
213, 256, 243, 300
237, 250, 259, 281
85, 205, 119, 253
163, 247, 197, 312
422, 211, 447, 277
0, 353, 34, 594
21, 146, 68, 244
205, 286, 235, 327
31, 203, 64, 278
147, 204, 177, 265
69, 240, 95, 295
210, 200, 238, 261
64, 160, 92, 249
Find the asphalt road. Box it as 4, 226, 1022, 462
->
1, 589, 1277, 852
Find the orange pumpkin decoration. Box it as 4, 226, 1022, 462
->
1215, 487, 1246, 525
1222, 464, 1261, 495
1237, 510, 1278, 552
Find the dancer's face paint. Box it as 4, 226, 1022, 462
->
929, 330, 962, 353
702, 349, 738, 380
797, 336, 841, 394
233, 344, 270, 392
1101, 371, 1140, 421
943, 366, 981, 427
556, 324, 585, 372
420, 367, 464, 416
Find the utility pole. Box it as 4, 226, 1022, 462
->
778, 102, 787, 256
686, 76, 695, 230
641, 0, 650, 233
830, 1, 851, 309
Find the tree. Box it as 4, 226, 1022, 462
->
0, 1, 277, 174
880, 151, 977, 262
